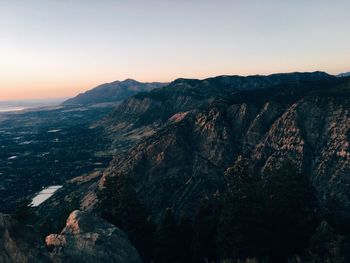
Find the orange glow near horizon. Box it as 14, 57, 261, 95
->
1, 1, 349, 101
0, 65, 347, 101
2, 55, 348, 101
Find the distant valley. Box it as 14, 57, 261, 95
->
0, 79, 165, 213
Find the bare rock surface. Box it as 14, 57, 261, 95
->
0, 210, 142, 263
45, 210, 142, 263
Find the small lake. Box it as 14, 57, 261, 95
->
30, 185, 63, 207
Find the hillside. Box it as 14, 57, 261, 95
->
100, 75, 350, 219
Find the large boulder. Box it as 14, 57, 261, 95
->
45, 210, 142, 263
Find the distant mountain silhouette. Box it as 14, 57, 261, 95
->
337, 72, 350, 78
63, 79, 167, 106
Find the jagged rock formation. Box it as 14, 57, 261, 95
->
45, 210, 142, 263
103, 72, 335, 154
107, 72, 333, 130
99, 74, 350, 220
63, 79, 167, 106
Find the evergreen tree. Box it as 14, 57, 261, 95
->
177, 215, 194, 263
217, 157, 266, 260
98, 175, 155, 262
14, 197, 35, 222
154, 208, 181, 263
192, 198, 219, 263
217, 159, 318, 263
262, 161, 318, 262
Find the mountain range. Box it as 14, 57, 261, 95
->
1, 71, 350, 263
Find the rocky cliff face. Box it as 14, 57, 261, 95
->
103, 72, 335, 155
107, 72, 333, 130
99, 75, 350, 219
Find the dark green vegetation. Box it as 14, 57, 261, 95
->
98, 160, 350, 263
0, 106, 113, 213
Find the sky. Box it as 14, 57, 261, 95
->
1, 0, 350, 100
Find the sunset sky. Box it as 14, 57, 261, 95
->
1, 0, 350, 100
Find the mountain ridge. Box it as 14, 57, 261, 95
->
337, 72, 350, 78
97, 75, 350, 221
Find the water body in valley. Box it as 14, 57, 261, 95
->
0, 99, 65, 113
30, 185, 63, 207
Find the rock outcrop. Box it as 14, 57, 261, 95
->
0, 211, 142, 263
45, 210, 142, 263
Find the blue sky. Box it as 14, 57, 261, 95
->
1, 0, 349, 99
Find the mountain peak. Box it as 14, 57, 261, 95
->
63, 80, 167, 106
122, 78, 140, 84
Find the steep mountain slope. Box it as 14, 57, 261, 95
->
103, 72, 334, 152
98, 76, 350, 220
63, 79, 167, 106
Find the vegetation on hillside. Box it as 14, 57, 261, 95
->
97, 158, 350, 263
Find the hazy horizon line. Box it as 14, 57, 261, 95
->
1, 69, 348, 101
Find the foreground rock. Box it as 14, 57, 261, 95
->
45, 210, 142, 263
0, 211, 142, 263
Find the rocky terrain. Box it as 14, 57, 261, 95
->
99, 73, 350, 219
0, 211, 140, 263
44, 210, 142, 263
107, 72, 331, 130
